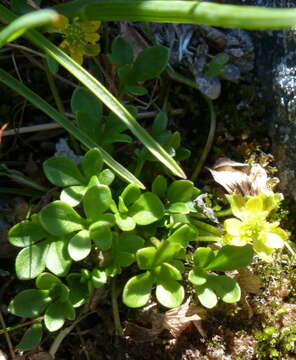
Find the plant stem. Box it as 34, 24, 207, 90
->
43, 58, 65, 114
0, 317, 43, 335
111, 277, 123, 336
191, 98, 216, 182
134, 157, 145, 179
191, 219, 224, 236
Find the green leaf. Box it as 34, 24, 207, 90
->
83, 185, 112, 220
36, 272, 61, 290
133, 46, 169, 81
15, 241, 49, 280
17, 322, 43, 351
89, 223, 112, 250
68, 230, 91, 261
136, 247, 157, 270
121, 184, 141, 206
122, 271, 154, 308
114, 213, 135, 231
129, 192, 164, 225
152, 241, 183, 267
43, 156, 86, 187
157, 262, 182, 281
67, 273, 90, 307
188, 268, 208, 286
156, 279, 184, 308
39, 201, 84, 236
46, 239, 72, 276
118, 233, 145, 253
71, 87, 102, 119
60, 185, 86, 207
76, 111, 102, 145
209, 275, 241, 303
44, 300, 75, 332
167, 224, 197, 247
125, 84, 147, 96
11, 0, 41, 15
108, 36, 133, 67
8, 220, 47, 247
152, 112, 168, 136
151, 175, 167, 198
98, 169, 115, 185
9, 289, 51, 318
196, 284, 218, 309
204, 245, 253, 271
193, 247, 215, 269
81, 148, 103, 180
205, 53, 229, 78
91, 268, 107, 288
167, 180, 194, 203
168, 202, 190, 214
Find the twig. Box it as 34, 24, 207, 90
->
111, 277, 123, 336
2, 109, 184, 137
0, 310, 16, 359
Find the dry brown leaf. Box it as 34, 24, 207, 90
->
208, 157, 270, 196
162, 298, 207, 338
235, 268, 262, 295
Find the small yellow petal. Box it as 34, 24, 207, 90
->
80, 21, 101, 33
84, 33, 100, 44
224, 234, 248, 246
224, 218, 242, 236
245, 196, 263, 214
264, 232, 285, 249
253, 239, 274, 262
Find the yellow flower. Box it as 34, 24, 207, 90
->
53, 15, 101, 65
224, 193, 288, 262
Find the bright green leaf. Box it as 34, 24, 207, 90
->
68, 230, 91, 261
8, 220, 47, 247
83, 185, 112, 220
167, 224, 197, 247
122, 271, 153, 308
121, 184, 141, 206
156, 279, 184, 308
188, 268, 208, 286
60, 185, 86, 207
36, 272, 61, 290
44, 300, 75, 332
193, 247, 215, 269
67, 273, 90, 307
196, 284, 218, 309
167, 180, 194, 203
151, 175, 167, 198
209, 275, 241, 304
71, 86, 102, 118
136, 247, 156, 270
89, 223, 112, 250
81, 148, 103, 180
129, 192, 164, 225
46, 239, 72, 276
17, 322, 43, 351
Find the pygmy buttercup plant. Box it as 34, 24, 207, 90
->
52, 15, 101, 64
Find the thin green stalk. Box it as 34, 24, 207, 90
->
43, 58, 65, 114
191, 219, 224, 236
215, 208, 233, 218
0, 317, 43, 335
191, 98, 216, 182
111, 277, 123, 336
54, 0, 296, 30
134, 157, 145, 179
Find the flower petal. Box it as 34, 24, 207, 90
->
224, 234, 248, 246
264, 232, 285, 249
224, 218, 242, 236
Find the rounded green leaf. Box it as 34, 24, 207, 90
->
151, 175, 167, 197
168, 202, 190, 214
153, 241, 183, 267
156, 279, 184, 308
68, 230, 91, 261
129, 192, 164, 225
36, 272, 61, 290
60, 186, 86, 207
81, 148, 103, 180
16, 242, 49, 280
39, 201, 84, 236
196, 284, 218, 309
89, 223, 112, 250
188, 268, 208, 286
46, 239, 72, 276
67, 273, 91, 307
9, 289, 51, 318
43, 156, 86, 187
71, 87, 102, 118
121, 184, 141, 206
209, 275, 241, 304
193, 247, 215, 269
167, 180, 194, 203
204, 245, 253, 271
114, 213, 135, 231
123, 272, 154, 308
44, 300, 75, 332
118, 234, 145, 253
91, 269, 107, 288
108, 36, 133, 67
98, 169, 115, 186
133, 45, 169, 81
83, 185, 112, 220
156, 262, 182, 281
8, 220, 47, 247
136, 247, 157, 270
167, 224, 197, 247
17, 322, 43, 351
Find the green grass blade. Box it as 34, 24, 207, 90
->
0, 9, 58, 46
0, 3, 186, 179
0, 69, 145, 188
56, 0, 296, 30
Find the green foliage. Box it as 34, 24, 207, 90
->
109, 36, 169, 96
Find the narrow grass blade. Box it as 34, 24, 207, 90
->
0, 69, 145, 188
0, 9, 58, 46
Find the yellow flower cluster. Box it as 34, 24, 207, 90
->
223, 193, 288, 262
54, 15, 101, 65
